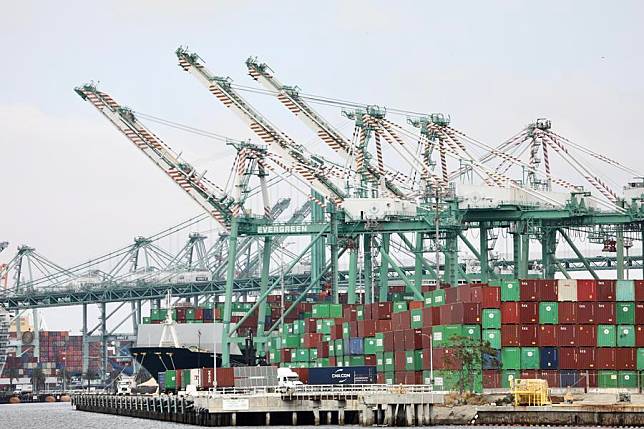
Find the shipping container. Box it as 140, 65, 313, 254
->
307, 366, 376, 385
519, 302, 539, 324
538, 325, 557, 346
539, 302, 558, 324
617, 280, 635, 302
577, 280, 597, 301
596, 280, 616, 301
500, 280, 520, 302
501, 347, 521, 369
596, 348, 616, 369
597, 325, 617, 347
557, 279, 577, 302
595, 302, 615, 324
617, 325, 635, 347
557, 325, 576, 346
482, 309, 501, 329
483, 329, 501, 349
501, 302, 519, 324
617, 302, 635, 325
520, 347, 540, 369
540, 347, 558, 369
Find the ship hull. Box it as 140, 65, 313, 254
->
130, 346, 246, 382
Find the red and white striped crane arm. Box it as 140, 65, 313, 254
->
75, 84, 238, 227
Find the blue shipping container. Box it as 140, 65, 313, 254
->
540, 347, 559, 369
560, 370, 578, 388
482, 350, 501, 369
349, 338, 364, 356
308, 366, 377, 385
158, 372, 166, 392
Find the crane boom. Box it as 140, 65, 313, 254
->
175, 48, 346, 204
75, 84, 238, 227
246, 58, 406, 198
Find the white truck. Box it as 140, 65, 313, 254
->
116, 375, 136, 395
276, 367, 302, 393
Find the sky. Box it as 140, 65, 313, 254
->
1, 0, 644, 332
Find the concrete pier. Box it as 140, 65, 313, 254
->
72, 384, 443, 426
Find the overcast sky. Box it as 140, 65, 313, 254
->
2, 1, 643, 332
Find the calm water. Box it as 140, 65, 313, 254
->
0, 402, 622, 428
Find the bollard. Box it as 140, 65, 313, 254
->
313, 409, 320, 426
292, 411, 298, 425
266, 412, 271, 425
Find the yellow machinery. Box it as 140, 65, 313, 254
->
510, 379, 551, 406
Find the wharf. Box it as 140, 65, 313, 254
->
72, 384, 443, 426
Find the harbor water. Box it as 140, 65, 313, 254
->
0, 401, 630, 428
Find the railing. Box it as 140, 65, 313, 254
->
206, 383, 441, 397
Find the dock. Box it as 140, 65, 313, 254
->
72, 384, 443, 426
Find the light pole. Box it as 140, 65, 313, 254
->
420, 333, 434, 390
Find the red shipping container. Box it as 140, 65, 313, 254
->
519, 302, 538, 324
377, 373, 385, 384
538, 325, 557, 346
482, 287, 501, 308
404, 329, 424, 350
394, 351, 406, 371
421, 327, 432, 349
595, 302, 615, 324
195, 308, 204, 320
557, 325, 576, 346
501, 302, 520, 324
383, 331, 395, 351
302, 333, 322, 348
577, 280, 597, 301
445, 287, 459, 304
330, 324, 343, 340
409, 300, 424, 310
636, 280, 644, 302
392, 311, 410, 330
377, 319, 392, 332
375, 302, 393, 320
559, 348, 577, 369
576, 302, 596, 324
519, 325, 538, 346
343, 307, 357, 321
520, 370, 538, 379
540, 280, 558, 301
501, 325, 521, 346
558, 302, 577, 324
358, 320, 376, 338
616, 347, 636, 370
395, 370, 422, 385
393, 330, 406, 350
214, 367, 235, 388
520, 280, 539, 301
596, 280, 616, 301
577, 347, 596, 369
349, 321, 358, 337
636, 304, 644, 325
482, 370, 501, 388
576, 325, 596, 347
365, 355, 376, 366
422, 307, 440, 327
317, 343, 329, 358
596, 348, 616, 369
637, 326, 644, 346
363, 303, 374, 320
539, 370, 560, 387
431, 348, 460, 369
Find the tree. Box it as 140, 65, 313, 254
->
31, 367, 46, 392
443, 335, 497, 393
83, 368, 98, 389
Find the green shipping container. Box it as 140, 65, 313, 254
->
463, 325, 481, 341
617, 280, 635, 302
483, 329, 501, 349
423, 292, 433, 307
383, 352, 395, 372
182, 369, 191, 389
501, 370, 520, 388
617, 302, 635, 325
433, 325, 464, 347
364, 337, 378, 355
342, 322, 350, 338
501, 279, 520, 302
293, 320, 305, 335
520, 347, 540, 369
539, 302, 558, 324
316, 319, 334, 334
312, 304, 329, 318
268, 350, 280, 363
410, 309, 423, 329
335, 339, 344, 355
638, 349, 644, 370
295, 349, 310, 362
405, 350, 423, 371
482, 309, 501, 329
384, 371, 395, 385
501, 347, 521, 369
164, 370, 177, 389
142, 317, 151, 324
598, 370, 618, 388
356, 306, 365, 321
283, 335, 300, 348
597, 325, 617, 347
617, 325, 635, 347
375, 333, 385, 352
329, 304, 343, 318
186, 308, 196, 320
619, 371, 638, 388
349, 356, 365, 366
432, 289, 446, 306
376, 352, 384, 371
394, 301, 408, 313
150, 309, 161, 321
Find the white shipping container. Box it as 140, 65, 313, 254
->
558, 279, 578, 301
